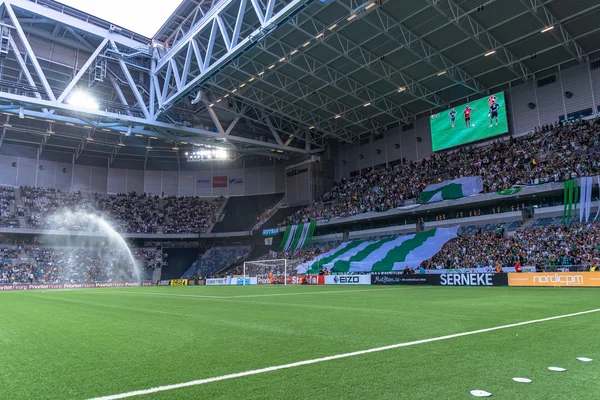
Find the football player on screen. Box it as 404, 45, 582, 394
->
463, 105, 476, 128
489, 101, 501, 127
448, 108, 457, 128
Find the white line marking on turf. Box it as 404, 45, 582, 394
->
97, 287, 404, 299
88, 307, 600, 400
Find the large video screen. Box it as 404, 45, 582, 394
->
430, 92, 508, 152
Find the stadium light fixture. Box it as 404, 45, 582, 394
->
67, 90, 98, 111
302, 41, 311, 47
328, 24, 337, 30
268, 64, 275, 69
240, 83, 246, 87
485, 50, 496, 56
102, 128, 111, 132
86, 138, 94, 141
150, 136, 158, 140
365, 2, 376, 9
364, 102, 371, 107
65, 122, 75, 126
224, 94, 230, 97
249, 77, 256, 81
118, 143, 126, 147
541, 26, 554, 33
172, 147, 179, 151
258, 71, 265, 76
216, 98, 222, 102
232, 89, 237, 93
397, 87, 406, 92
335, 114, 341, 119
309, 125, 315, 129
134, 134, 144, 137
347, 14, 357, 21
146, 146, 152, 149
209, 103, 214, 107
279, 57, 286, 62
315, 32, 324, 39
437, 71, 447, 76
290, 49, 298, 55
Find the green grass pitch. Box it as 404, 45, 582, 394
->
430, 92, 509, 152
1, 285, 599, 399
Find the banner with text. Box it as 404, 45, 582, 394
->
213, 176, 227, 188
508, 272, 600, 287
429, 273, 507, 286
206, 278, 228, 286
0, 282, 152, 291
325, 275, 371, 285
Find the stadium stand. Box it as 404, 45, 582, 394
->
212, 193, 284, 232
183, 246, 251, 278
0, 246, 161, 284
163, 196, 224, 234
283, 118, 600, 226
0, 187, 19, 228
423, 222, 600, 270
96, 193, 162, 234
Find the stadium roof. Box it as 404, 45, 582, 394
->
0, 0, 599, 167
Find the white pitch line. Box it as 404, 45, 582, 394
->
88, 307, 600, 400
97, 287, 404, 299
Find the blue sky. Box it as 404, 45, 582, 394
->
57, 0, 184, 38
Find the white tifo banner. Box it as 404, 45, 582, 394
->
325, 275, 371, 285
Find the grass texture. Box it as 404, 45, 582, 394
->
1, 285, 599, 399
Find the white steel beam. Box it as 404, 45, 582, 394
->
6, 0, 148, 49
57, 38, 109, 103
0, 90, 314, 153
5, 2, 56, 101
153, 0, 313, 117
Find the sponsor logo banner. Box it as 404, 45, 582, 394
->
430, 273, 507, 286
170, 279, 188, 286
158, 280, 171, 286
262, 228, 280, 237
371, 275, 428, 285
206, 278, 228, 286
508, 272, 600, 287
228, 177, 244, 186
229, 277, 258, 285
256, 275, 324, 285
213, 176, 227, 188
326, 275, 371, 285
196, 177, 211, 188
286, 166, 309, 178
0, 282, 151, 291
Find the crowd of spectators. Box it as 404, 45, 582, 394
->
96, 192, 162, 233
0, 246, 160, 284
284, 117, 600, 225
422, 222, 600, 270
12, 187, 224, 234
163, 197, 224, 234
21, 186, 95, 230
0, 187, 19, 228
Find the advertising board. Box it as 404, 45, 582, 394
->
508, 272, 600, 287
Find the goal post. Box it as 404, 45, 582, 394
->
243, 259, 288, 286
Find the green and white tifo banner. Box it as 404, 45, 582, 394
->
280, 222, 316, 251
296, 226, 458, 274
419, 177, 483, 203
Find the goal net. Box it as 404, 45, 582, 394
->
243, 259, 288, 285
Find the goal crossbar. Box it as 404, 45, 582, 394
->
243, 259, 288, 286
